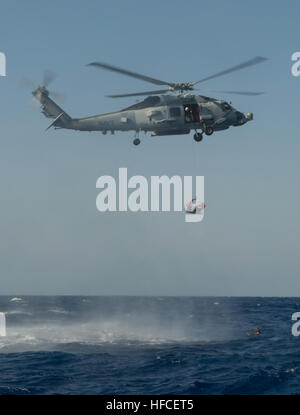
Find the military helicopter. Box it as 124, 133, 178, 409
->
28, 56, 267, 145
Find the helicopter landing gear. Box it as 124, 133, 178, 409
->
133, 130, 141, 146
205, 126, 214, 136
193, 132, 203, 142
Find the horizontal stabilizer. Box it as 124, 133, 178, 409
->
45, 112, 65, 131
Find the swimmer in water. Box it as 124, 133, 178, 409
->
248, 329, 254, 336
255, 328, 261, 335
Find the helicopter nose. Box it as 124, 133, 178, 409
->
231, 111, 247, 126
235, 111, 246, 123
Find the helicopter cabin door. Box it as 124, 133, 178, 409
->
184, 104, 200, 124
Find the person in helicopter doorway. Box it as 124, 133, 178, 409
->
184, 106, 194, 123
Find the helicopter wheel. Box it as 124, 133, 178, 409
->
193, 133, 203, 142
205, 126, 214, 136
133, 138, 141, 146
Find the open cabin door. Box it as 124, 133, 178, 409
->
183, 104, 200, 123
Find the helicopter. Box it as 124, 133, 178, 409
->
28, 56, 267, 145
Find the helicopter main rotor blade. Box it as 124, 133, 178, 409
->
20, 77, 36, 89
106, 89, 171, 98
88, 62, 174, 87
195, 88, 265, 96
193, 56, 268, 85
43, 70, 57, 87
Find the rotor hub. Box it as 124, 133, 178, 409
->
170, 83, 195, 92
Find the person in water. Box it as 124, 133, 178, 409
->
248, 328, 262, 336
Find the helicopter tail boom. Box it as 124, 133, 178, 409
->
32, 87, 72, 130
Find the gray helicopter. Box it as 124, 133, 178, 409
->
29, 56, 267, 145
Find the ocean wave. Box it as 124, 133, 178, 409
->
4, 311, 32, 316
47, 309, 71, 315
222, 367, 297, 394
0, 386, 31, 395
9, 298, 23, 303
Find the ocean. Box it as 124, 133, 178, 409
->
0, 296, 299, 395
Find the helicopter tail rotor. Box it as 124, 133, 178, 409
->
21, 71, 71, 129
20, 70, 66, 104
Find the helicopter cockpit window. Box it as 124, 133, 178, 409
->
221, 102, 232, 111
170, 107, 181, 117
122, 96, 161, 111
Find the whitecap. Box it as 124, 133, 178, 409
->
10, 297, 23, 303
47, 308, 70, 315
5, 310, 32, 316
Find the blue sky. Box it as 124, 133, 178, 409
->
0, 0, 299, 295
